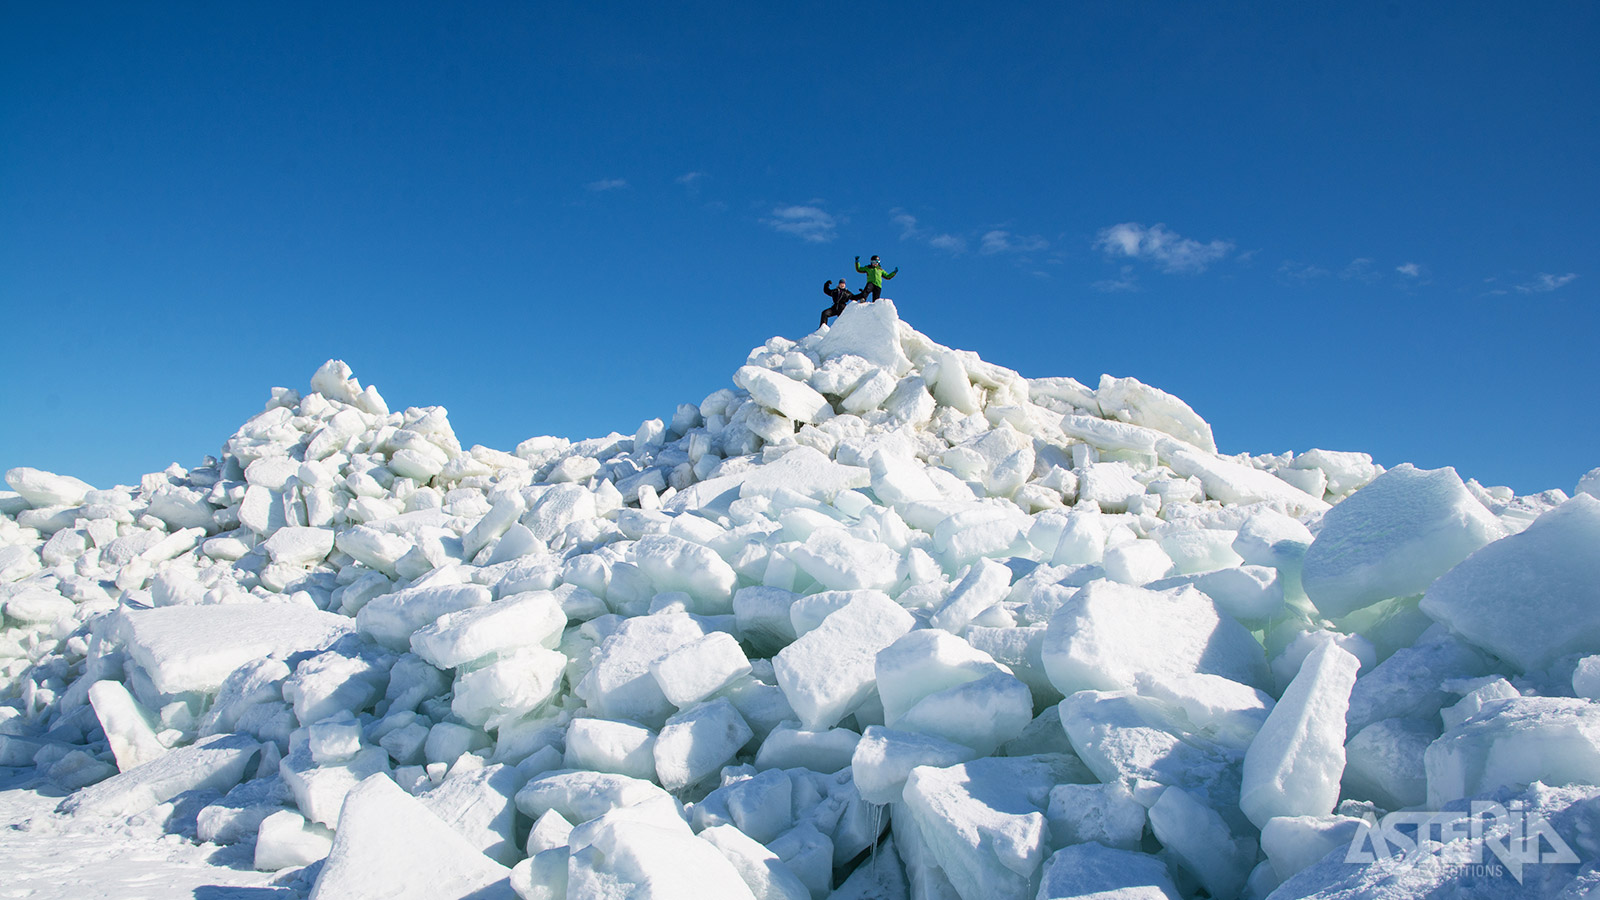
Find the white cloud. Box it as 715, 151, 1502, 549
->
586, 178, 628, 192
763, 205, 838, 243
1278, 260, 1330, 282
889, 209, 969, 253
1341, 258, 1380, 282
1396, 262, 1423, 278
891, 210, 920, 240
1094, 222, 1233, 273
1093, 266, 1139, 293
980, 230, 1049, 255
675, 171, 707, 186
1517, 272, 1579, 293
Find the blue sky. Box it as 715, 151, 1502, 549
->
2, 2, 1595, 495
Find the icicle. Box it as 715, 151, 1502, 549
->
870, 802, 884, 872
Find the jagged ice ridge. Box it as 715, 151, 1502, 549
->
3, 299, 1600, 900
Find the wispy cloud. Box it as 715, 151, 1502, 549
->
889, 208, 973, 254
1391, 261, 1433, 287
980, 230, 1049, 255
1094, 222, 1233, 273
586, 178, 629, 192
763, 204, 838, 243
891, 210, 920, 240
1093, 266, 1139, 293
1517, 272, 1579, 293
675, 171, 707, 186
1341, 258, 1381, 283
1278, 260, 1330, 282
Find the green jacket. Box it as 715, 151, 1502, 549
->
855, 261, 898, 288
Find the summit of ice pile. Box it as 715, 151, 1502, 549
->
5, 303, 1600, 900
817, 297, 913, 374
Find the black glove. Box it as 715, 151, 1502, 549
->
855, 256, 860, 263
892, 268, 899, 275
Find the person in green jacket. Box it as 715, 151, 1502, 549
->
855, 255, 898, 302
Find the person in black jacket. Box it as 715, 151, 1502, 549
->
820, 278, 859, 327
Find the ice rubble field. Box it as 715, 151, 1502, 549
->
3, 299, 1600, 900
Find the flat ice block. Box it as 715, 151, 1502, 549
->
1420, 494, 1600, 672
308, 774, 515, 900
514, 769, 672, 825
649, 630, 752, 708
1045, 781, 1146, 851
785, 527, 903, 593
1240, 641, 1362, 828
698, 824, 812, 900
280, 744, 391, 827
653, 698, 752, 791
1303, 463, 1505, 618
901, 755, 1082, 900
416, 763, 523, 866
574, 612, 707, 729
116, 602, 354, 695
851, 725, 977, 805
1098, 373, 1217, 454
409, 590, 566, 669
564, 718, 658, 781
262, 526, 335, 567
357, 583, 493, 653
735, 365, 832, 423
772, 593, 914, 729
88, 680, 167, 771
59, 732, 261, 818
633, 533, 739, 613
1035, 842, 1180, 900
1259, 813, 1366, 882
1042, 580, 1269, 697
753, 722, 860, 773
5, 466, 95, 508
1424, 695, 1600, 807
567, 814, 757, 900
1148, 785, 1255, 899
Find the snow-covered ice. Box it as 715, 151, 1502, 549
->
2, 297, 1597, 900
